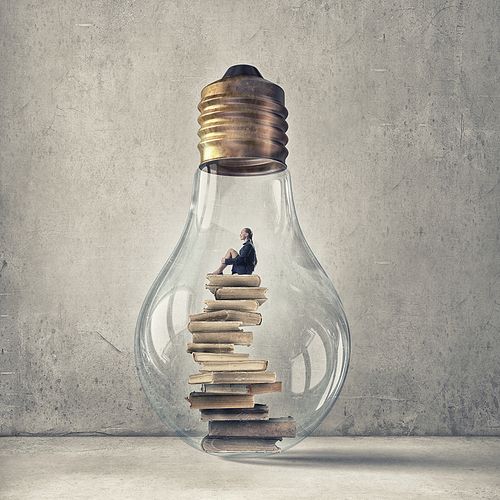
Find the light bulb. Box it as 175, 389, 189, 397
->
135, 65, 350, 456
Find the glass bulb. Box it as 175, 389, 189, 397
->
135, 66, 350, 456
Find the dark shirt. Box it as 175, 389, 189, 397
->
225, 240, 256, 275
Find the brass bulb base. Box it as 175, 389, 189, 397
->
197, 66, 289, 175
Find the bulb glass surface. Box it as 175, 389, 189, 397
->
135, 166, 350, 455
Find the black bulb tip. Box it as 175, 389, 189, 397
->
223, 65, 263, 79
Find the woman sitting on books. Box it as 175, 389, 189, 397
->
210, 228, 257, 275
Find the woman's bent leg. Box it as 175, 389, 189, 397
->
210, 248, 238, 274
224, 248, 238, 259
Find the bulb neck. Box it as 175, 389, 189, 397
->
197, 66, 289, 176
199, 158, 286, 176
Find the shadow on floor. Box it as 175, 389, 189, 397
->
224, 446, 499, 469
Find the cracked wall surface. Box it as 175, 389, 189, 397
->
1, 0, 499, 436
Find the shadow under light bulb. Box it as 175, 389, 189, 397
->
135, 65, 350, 456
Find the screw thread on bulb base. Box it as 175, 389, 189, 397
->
197, 66, 289, 176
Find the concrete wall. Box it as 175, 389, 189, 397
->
1, 0, 499, 437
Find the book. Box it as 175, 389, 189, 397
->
215, 287, 268, 300
191, 310, 262, 327
224, 310, 262, 326
206, 274, 261, 287
208, 417, 296, 438
204, 287, 268, 304
201, 436, 281, 453
201, 382, 282, 395
189, 310, 230, 322
199, 403, 269, 421
189, 371, 276, 385
192, 331, 253, 345
200, 360, 268, 372
187, 321, 242, 333
204, 299, 260, 312
186, 343, 234, 353
186, 392, 254, 410
192, 352, 250, 363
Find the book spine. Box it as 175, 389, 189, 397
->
208, 418, 296, 438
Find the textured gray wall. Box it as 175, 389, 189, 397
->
1, 0, 499, 437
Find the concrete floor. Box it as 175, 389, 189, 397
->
0, 437, 499, 499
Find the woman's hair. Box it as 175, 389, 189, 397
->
243, 227, 253, 240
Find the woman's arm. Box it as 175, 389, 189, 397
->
225, 243, 253, 265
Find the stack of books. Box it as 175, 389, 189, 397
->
185, 274, 296, 453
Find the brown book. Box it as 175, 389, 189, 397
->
204, 300, 260, 312
186, 343, 234, 353
215, 287, 268, 300
189, 310, 261, 325
186, 392, 254, 410
192, 331, 253, 345
192, 352, 250, 363
201, 382, 282, 395
206, 274, 261, 287
189, 310, 229, 322
190, 310, 261, 326
208, 417, 296, 438
187, 321, 242, 333
200, 360, 268, 372
223, 310, 262, 326
204, 286, 267, 303
189, 371, 276, 385
201, 436, 281, 453
199, 403, 269, 421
